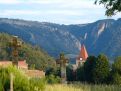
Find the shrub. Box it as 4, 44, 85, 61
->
46, 74, 61, 84
0, 66, 46, 91
29, 78, 46, 91
0, 66, 30, 91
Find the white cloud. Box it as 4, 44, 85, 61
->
28, 0, 64, 4
0, 0, 120, 24
0, 10, 42, 16
59, 0, 102, 9
0, 0, 64, 4
0, 9, 85, 16
0, 0, 20, 4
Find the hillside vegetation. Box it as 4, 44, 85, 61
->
0, 33, 55, 70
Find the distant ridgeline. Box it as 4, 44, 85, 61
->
0, 18, 121, 59
0, 33, 55, 70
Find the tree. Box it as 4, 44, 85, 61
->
112, 56, 121, 74
110, 56, 121, 85
83, 56, 97, 83
76, 66, 85, 82
95, 0, 121, 16
84, 55, 110, 84
66, 65, 75, 81
92, 54, 110, 84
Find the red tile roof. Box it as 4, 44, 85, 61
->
77, 44, 88, 61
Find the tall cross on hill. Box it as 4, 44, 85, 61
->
10, 36, 22, 66
56, 53, 69, 83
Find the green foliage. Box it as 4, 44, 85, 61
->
0, 66, 30, 91
46, 74, 61, 84
83, 55, 110, 84
0, 33, 55, 70
84, 56, 97, 83
112, 56, 121, 74
45, 67, 61, 77
95, 0, 121, 16
0, 66, 46, 91
92, 54, 110, 84
110, 56, 121, 85
66, 65, 75, 81
29, 78, 46, 91
111, 72, 121, 85
76, 66, 85, 82
45, 67, 61, 84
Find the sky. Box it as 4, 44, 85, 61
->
0, 0, 121, 24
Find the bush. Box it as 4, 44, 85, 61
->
46, 74, 61, 84
0, 66, 46, 91
0, 66, 30, 91
29, 78, 46, 91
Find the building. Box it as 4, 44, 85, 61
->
0, 60, 45, 78
0, 60, 28, 69
18, 60, 28, 70
76, 44, 88, 67
0, 61, 12, 67
25, 70, 45, 78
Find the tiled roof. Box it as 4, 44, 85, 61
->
77, 44, 88, 60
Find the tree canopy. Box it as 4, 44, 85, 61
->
110, 56, 121, 85
95, 0, 121, 16
92, 54, 110, 84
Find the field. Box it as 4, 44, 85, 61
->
45, 84, 121, 91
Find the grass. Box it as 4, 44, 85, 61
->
45, 84, 84, 91
45, 84, 121, 91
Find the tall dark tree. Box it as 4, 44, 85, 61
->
95, 0, 121, 16
66, 65, 75, 81
92, 54, 110, 84
83, 56, 97, 83
76, 66, 85, 82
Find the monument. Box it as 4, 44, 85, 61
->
56, 53, 69, 83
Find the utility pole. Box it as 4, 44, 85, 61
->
56, 53, 68, 83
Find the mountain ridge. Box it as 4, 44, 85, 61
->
0, 18, 121, 59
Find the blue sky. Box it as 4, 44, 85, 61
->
0, 0, 121, 24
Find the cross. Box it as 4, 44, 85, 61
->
9, 36, 22, 66
56, 53, 69, 83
